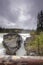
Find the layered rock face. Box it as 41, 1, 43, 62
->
24, 36, 38, 56
3, 33, 22, 55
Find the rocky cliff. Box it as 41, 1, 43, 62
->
3, 33, 22, 55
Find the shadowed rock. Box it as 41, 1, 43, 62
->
3, 33, 22, 55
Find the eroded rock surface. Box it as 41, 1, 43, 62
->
3, 33, 22, 55
24, 36, 38, 56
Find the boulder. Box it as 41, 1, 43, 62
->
3, 33, 22, 55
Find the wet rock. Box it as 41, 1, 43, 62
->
3, 33, 22, 55
24, 36, 34, 55
24, 37, 32, 49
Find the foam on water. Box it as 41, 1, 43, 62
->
0, 37, 6, 55
19, 33, 30, 41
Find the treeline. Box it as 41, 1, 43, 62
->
0, 27, 23, 33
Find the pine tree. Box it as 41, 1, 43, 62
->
37, 10, 43, 31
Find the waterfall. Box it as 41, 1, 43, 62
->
0, 33, 30, 56
16, 33, 30, 56
0, 33, 7, 55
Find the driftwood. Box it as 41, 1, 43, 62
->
0, 56, 43, 65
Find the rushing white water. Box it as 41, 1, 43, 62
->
0, 33, 7, 55
16, 33, 30, 56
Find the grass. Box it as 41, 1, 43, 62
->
25, 31, 43, 55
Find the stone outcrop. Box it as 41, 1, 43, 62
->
24, 36, 37, 56
3, 33, 22, 55
24, 37, 32, 48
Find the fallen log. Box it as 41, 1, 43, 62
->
0, 56, 43, 65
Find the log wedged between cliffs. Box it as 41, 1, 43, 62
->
0, 56, 43, 65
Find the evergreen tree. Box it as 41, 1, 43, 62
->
37, 10, 43, 31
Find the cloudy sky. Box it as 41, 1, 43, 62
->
0, 0, 43, 29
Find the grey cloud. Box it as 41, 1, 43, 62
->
0, 0, 19, 23
0, 0, 43, 29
